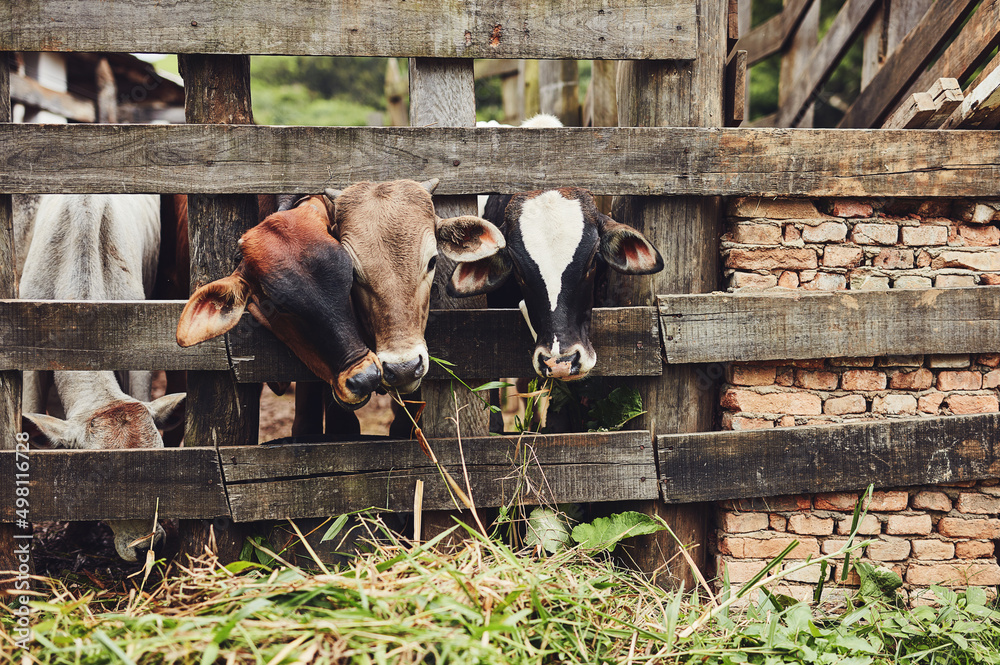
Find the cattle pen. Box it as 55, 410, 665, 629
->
4, 0, 1000, 599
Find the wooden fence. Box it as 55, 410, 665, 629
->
3, 0, 1000, 580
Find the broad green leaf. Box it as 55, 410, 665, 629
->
525, 507, 571, 554
571, 511, 666, 552
586, 386, 646, 431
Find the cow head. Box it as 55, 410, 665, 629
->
23, 387, 185, 561
176, 196, 382, 409
449, 188, 663, 380
324, 179, 504, 394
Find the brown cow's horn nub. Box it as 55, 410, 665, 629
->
324, 188, 344, 201
420, 178, 439, 194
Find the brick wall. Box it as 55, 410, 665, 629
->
715, 197, 1000, 602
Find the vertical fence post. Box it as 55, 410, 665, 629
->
780, 0, 819, 127
175, 54, 260, 564
539, 60, 582, 126
408, 58, 488, 539
602, 0, 727, 589
0, 53, 25, 590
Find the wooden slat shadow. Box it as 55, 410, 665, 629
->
0, 448, 228, 522
657, 413, 1000, 503
659, 287, 1000, 364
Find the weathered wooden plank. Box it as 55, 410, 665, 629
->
223, 431, 657, 520
10, 72, 96, 122
775, 0, 880, 127
921, 78, 964, 128
942, 61, 1000, 129
738, 0, 815, 66
0, 448, 228, 521
658, 414, 1000, 503
1, 0, 697, 60
778, 0, 819, 128
7, 124, 1000, 198
840, 0, 984, 128
659, 287, 1000, 365
882, 91, 938, 129
725, 50, 747, 127
474, 60, 520, 81
0, 301, 661, 378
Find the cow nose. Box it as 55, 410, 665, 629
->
346, 361, 382, 397
536, 350, 583, 380
382, 357, 425, 388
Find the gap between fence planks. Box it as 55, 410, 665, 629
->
882, 78, 963, 129
658, 413, 1000, 503
1, 0, 697, 60
7, 125, 1000, 198
0, 301, 661, 378
737, 0, 815, 66
659, 287, 1000, 365
0, 431, 656, 522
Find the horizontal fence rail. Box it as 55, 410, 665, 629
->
0, 301, 661, 379
658, 412, 1000, 503
0, 431, 657, 522
1, 0, 697, 60
4, 125, 1000, 197
658, 286, 1000, 364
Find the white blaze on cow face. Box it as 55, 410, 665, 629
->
518, 191, 586, 313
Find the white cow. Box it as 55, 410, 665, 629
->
19, 194, 186, 562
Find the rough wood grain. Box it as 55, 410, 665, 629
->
839, 0, 982, 128
10, 72, 95, 122
921, 78, 964, 128
659, 287, 1000, 364
726, 50, 747, 127
943, 64, 1000, 129
1, 0, 698, 60
882, 91, 938, 129
8, 124, 1000, 198
658, 413, 1000, 503
539, 60, 581, 127
778, 0, 819, 127
0, 449, 228, 522
738, 0, 815, 66
95, 58, 117, 124
223, 431, 657, 521
776, 0, 880, 127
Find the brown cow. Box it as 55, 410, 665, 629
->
324, 179, 504, 394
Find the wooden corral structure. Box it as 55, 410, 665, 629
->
3, 0, 1000, 586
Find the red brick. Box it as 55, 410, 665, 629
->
867, 491, 909, 512
775, 367, 794, 386
936, 274, 977, 288
894, 275, 933, 288
777, 271, 799, 288
720, 558, 768, 584
918, 392, 946, 413
841, 369, 887, 391
721, 389, 823, 415
955, 540, 995, 558
727, 248, 818, 271
852, 272, 891, 290
928, 354, 971, 368
733, 223, 782, 244
852, 223, 898, 245
822, 539, 850, 555
836, 514, 881, 535
769, 514, 787, 531
777, 415, 796, 427
794, 370, 838, 390
721, 496, 810, 512
906, 562, 1000, 586
901, 225, 948, 246
729, 365, 777, 386
792, 359, 827, 369
867, 538, 911, 561
911, 491, 951, 512
878, 355, 924, 367
719, 536, 820, 559
945, 394, 1000, 414
983, 370, 1000, 389
889, 368, 934, 390
978, 353, 1000, 368
911, 539, 955, 560
722, 414, 774, 430
822, 245, 864, 268
787, 514, 834, 535
801, 272, 848, 291
720, 511, 770, 533
937, 371, 983, 391
830, 200, 874, 218
916, 249, 932, 267
814, 492, 859, 511
932, 250, 1000, 271
830, 357, 875, 367
937, 517, 1000, 539
802, 221, 848, 243
872, 394, 917, 415
958, 224, 1000, 246
873, 248, 914, 269
728, 197, 826, 220
784, 225, 801, 242
730, 272, 778, 289
982, 273, 1000, 285
824, 394, 867, 415
886, 514, 932, 535
957, 493, 1000, 515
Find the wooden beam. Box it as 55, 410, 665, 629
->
0, 301, 662, 379
7, 125, 1000, 198
920, 78, 964, 128
775, 0, 880, 127
0, 448, 228, 522
659, 287, 1000, 365
224, 431, 656, 521
474, 60, 520, 80
1, 0, 698, 61
840, 0, 984, 128
725, 50, 747, 127
737, 0, 815, 66
882, 91, 938, 129
778, 0, 819, 128
658, 413, 1000, 503
942, 64, 1000, 129
9, 72, 95, 122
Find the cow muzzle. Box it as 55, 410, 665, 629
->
533, 342, 597, 381
379, 345, 429, 394
333, 351, 382, 410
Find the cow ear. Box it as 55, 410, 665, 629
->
147, 392, 186, 432
448, 252, 513, 297
598, 216, 664, 274
22, 413, 84, 448
176, 273, 252, 347
436, 215, 505, 262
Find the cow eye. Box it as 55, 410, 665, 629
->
427, 256, 437, 273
